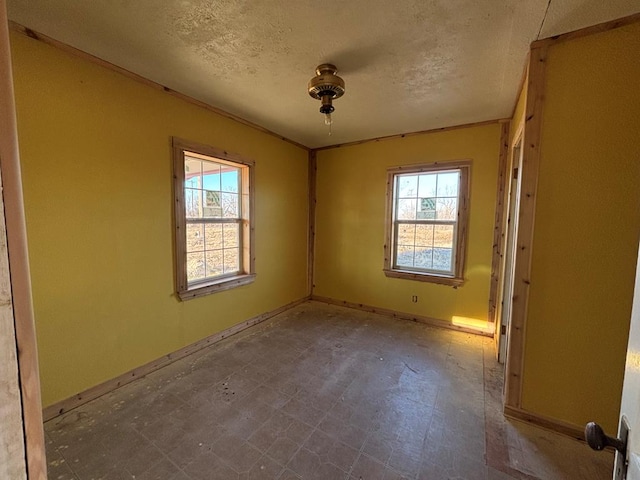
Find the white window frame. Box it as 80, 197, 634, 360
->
384, 160, 470, 287
173, 137, 255, 300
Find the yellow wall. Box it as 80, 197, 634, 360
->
10, 32, 309, 407
521, 23, 640, 431
314, 124, 501, 323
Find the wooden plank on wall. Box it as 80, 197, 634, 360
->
307, 150, 317, 295
488, 121, 510, 325
0, 2, 47, 478
504, 45, 548, 410
0, 172, 27, 479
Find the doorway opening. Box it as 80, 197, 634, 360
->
496, 134, 523, 366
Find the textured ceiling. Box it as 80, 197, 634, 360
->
7, 0, 640, 148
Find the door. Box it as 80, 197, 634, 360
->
618, 241, 640, 478
496, 138, 523, 363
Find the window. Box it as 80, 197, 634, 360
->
173, 138, 255, 300
384, 160, 470, 286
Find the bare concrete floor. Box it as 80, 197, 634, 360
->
45, 301, 614, 479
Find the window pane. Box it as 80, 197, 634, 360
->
186, 224, 204, 253
222, 193, 239, 218
184, 158, 201, 188
415, 224, 434, 248
205, 250, 223, 278
415, 248, 433, 269
224, 248, 240, 273
202, 162, 221, 191
203, 190, 222, 218
433, 225, 454, 248
436, 172, 459, 197
397, 224, 415, 245
223, 223, 239, 248
221, 168, 239, 193
436, 198, 457, 221
418, 174, 437, 197
433, 248, 453, 271
185, 188, 201, 219
396, 245, 414, 268
187, 252, 205, 282
417, 197, 436, 219
397, 175, 418, 198
204, 224, 223, 250
397, 199, 417, 220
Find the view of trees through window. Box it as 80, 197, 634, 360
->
184, 155, 241, 283
394, 170, 460, 273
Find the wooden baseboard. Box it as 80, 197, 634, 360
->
310, 295, 493, 337
503, 405, 585, 442
43, 296, 309, 422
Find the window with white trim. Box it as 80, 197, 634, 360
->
384, 161, 470, 286
173, 138, 255, 300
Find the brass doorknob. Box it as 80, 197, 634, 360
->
585, 422, 626, 454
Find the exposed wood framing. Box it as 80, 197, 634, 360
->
43, 296, 309, 421
504, 45, 548, 409
314, 118, 507, 152
532, 12, 640, 49
311, 296, 493, 337
9, 22, 309, 153
0, 4, 47, 478
0, 167, 27, 479
488, 121, 510, 324
307, 150, 317, 295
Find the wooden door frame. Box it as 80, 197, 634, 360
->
495, 130, 524, 364
0, 2, 47, 478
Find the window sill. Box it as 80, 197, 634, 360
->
178, 273, 256, 301
383, 269, 464, 287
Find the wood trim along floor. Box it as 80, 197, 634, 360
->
9, 21, 309, 153
532, 11, 640, 49
310, 295, 494, 337
42, 296, 310, 422
503, 405, 585, 442
312, 118, 508, 152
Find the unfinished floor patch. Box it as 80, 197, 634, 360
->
44, 302, 612, 479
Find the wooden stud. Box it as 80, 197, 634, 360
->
43, 296, 309, 421
488, 121, 510, 324
9, 22, 309, 153
504, 45, 548, 410
307, 150, 317, 296
0, 3, 47, 478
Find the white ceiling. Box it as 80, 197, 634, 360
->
7, 0, 640, 149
